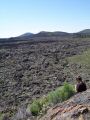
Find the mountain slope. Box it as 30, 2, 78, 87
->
17, 32, 34, 40
34, 31, 70, 37
18, 32, 33, 37
1, 29, 90, 44
79, 29, 90, 34
73, 29, 90, 38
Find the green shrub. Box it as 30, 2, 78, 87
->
60, 82, 75, 101
30, 100, 41, 116
0, 113, 4, 120
47, 89, 61, 104
30, 96, 49, 116
47, 82, 74, 103
30, 83, 75, 116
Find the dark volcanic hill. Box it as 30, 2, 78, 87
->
79, 29, 90, 34
0, 29, 90, 45
0, 31, 71, 45
17, 32, 34, 40
73, 29, 90, 38
18, 33, 33, 37
34, 31, 70, 37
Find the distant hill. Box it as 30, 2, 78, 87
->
0, 29, 90, 45
79, 29, 90, 34
15, 29, 90, 40
73, 29, 90, 38
17, 32, 34, 40
12, 29, 90, 39
16, 29, 90, 38
18, 32, 33, 37
34, 31, 70, 37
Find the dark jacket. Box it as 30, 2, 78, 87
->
76, 82, 87, 93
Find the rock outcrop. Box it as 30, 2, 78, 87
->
40, 89, 90, 120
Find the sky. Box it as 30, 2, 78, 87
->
0, 0, 90, 38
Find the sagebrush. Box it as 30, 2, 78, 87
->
29, 82, 75, 116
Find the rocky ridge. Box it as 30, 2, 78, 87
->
40, 89, 90, 120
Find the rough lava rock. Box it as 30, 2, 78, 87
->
40, 89, 90, 120
0, 38, 90, 119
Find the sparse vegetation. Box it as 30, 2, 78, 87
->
30, 82, 75, 116
68, 49, 90, 69
67, 49, 90, 88
30, 100, 42, 116
0, 113, 4, 120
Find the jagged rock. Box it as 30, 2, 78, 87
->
0, 38, 90, 119
40, 89, 90, 120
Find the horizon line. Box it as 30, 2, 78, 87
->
0, 28, 90, 39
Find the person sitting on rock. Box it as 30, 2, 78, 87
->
75, 76, 87, 93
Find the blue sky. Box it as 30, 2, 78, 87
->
0, 0, 90, 38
